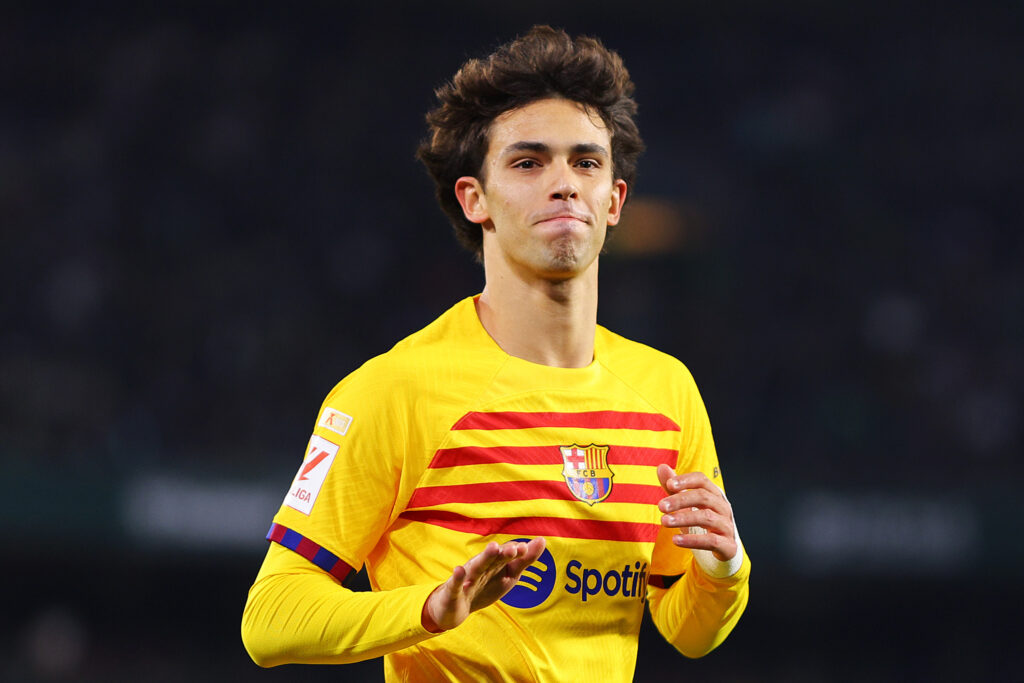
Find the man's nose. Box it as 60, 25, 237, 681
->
549, 164, 579, 200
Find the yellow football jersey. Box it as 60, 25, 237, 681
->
243, 296, 750, 681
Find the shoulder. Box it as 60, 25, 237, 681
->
323, 296, 503, 409
596, 326, 705, 418
597, 326, 697, 385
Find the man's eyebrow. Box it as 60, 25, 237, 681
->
571, 142, 610, 157
501, 141, 550, 156
500, 141, 610, 157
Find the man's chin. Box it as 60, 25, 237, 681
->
541, 243, 601, 280
547, 240, 580, 270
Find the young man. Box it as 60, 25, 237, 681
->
242, 26, 749, 681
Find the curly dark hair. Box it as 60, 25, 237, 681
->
416, 25, 645, 256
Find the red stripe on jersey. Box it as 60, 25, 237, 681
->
430, 445, 554, 468
429, 445, 677, 469
407, 480, 666, 507
451, 410, 680, 432
409, 479, 560, 507
398, 509, 660, 543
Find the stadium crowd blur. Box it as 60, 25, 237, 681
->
2, 3, 1021, 681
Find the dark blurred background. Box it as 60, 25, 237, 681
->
2, 2, 1022, 681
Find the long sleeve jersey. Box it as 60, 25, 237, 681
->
242, 296, 750, 681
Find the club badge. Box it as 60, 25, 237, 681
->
560, 444, 613, 506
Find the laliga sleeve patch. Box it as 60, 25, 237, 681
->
317, 407, 353, 437
284, 434, 339, 515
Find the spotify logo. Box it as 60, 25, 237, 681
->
500, 539, 556, 609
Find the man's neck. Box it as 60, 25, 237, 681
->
475, 260, 598, 369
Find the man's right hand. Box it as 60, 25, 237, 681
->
423, 537, 547, 632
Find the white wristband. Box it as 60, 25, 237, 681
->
687, 483, 744, 579
689, 524, 744, 579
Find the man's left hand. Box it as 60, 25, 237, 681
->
656, 464, 738, 562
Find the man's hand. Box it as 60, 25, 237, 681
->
424, 537, 547, 632
657, 464, 738, 563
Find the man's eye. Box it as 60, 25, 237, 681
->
514, 160, 538, 169
577, 159, 599, 169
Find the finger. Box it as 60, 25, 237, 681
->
473, 540, 528, 578
671, 471, 722, 495
659, 468, 718, 494
661, 506, 734, 537
656, 464, 675, 492
449, 564, 468, 592
433, 563, 466, 614
671, 530, 738, 561
505, 537, 546, 575
474, 541, 503, 566
493, 539, 536, 576
660, 487, 731, 516
514, 537, 545, 563
461, 542, 510, 585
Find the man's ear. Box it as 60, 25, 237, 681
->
605, 179, 628, 226
455, 177, 489, 225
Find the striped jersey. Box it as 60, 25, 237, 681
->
264, 295, 749, 681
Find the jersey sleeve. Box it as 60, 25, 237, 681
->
270, 362, 409, 570
649, 364, 724, 577
242, 359, 442, 666
646, 365, 751, 657
242, 542, 439, 666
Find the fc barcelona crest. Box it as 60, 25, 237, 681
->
560, 444, 613, 506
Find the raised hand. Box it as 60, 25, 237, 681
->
656, 464, 738, 563
424, 537, 547, 632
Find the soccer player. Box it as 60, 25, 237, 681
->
242, 26, 750, 681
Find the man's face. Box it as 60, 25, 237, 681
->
459, 98, 627, 280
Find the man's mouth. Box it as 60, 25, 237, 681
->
536, 212, 589, 225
